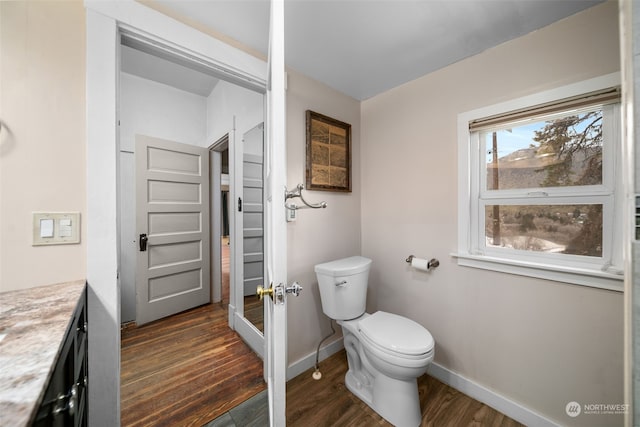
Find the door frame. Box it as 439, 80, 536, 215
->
85, 1, 267, 423
211, 125, 266, 358
265, 1, 288, 422
209, 133, 229, 306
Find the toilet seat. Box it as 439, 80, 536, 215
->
358, 311, 434, 362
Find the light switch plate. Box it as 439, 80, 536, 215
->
39, 219, 54, 238
33, 212, 81, 246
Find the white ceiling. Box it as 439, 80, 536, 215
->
135, 0, 603, 100
120, 45, 219, 96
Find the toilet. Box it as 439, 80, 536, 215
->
315, 256, 434, 427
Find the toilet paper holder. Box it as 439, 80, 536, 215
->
405, 255, 439, 270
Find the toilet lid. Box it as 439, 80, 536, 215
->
358, 311, 433, 356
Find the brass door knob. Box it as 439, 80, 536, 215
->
257, 284, 274, 301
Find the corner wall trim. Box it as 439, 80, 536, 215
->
286, 338, 344, 381
427, 362, 561, 427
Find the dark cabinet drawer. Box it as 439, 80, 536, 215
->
32, 286, 88, 427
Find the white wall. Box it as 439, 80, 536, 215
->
119, 72, 207, 322
206, 79, 264, 145
285, 69, 361, 365
360, 2, 623, 426
0, 1, 86, 292
120, 72, 208, 152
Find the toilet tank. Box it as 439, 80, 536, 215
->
314, 256, 372, 320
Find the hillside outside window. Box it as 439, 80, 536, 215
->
456, 75, 623, 290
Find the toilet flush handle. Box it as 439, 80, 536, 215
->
335, 280, 347, 287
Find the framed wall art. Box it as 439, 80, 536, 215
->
306, 110, 351, 192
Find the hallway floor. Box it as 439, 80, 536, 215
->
120, 304, 265, 426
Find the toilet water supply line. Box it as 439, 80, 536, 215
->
312, 319, 336, 380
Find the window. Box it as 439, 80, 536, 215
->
457, 74, 623, 291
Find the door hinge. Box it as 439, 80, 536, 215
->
238, 197, 243, 212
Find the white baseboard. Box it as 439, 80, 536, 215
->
427, 362, 560, 427
286, 337, 344, 381
284, 337, 560, 427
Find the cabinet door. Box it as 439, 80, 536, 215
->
33, 287, 88, 427
72, 288, 88, 427
33, 335, 75, 426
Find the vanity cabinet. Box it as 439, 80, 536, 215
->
0, 280, 87, 426
32, 286, 88, 427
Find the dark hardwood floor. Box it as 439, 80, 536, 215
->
123, 299, 524, 427
120, 304, 265, 427
287, 350, 525, 427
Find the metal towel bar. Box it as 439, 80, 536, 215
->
285, 184, 327, 210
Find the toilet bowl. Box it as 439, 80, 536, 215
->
315, 257, 435, 427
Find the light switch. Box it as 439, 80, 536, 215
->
59, 219, 72, 237
40, 219, 54, 238
33, 212, 80, 245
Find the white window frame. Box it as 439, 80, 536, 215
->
455, 73, 623, 292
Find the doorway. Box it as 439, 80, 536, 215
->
117, 31, 266, 423
85, 2, 279, 423
210, 136, 230, 308
118, 33, 264, 325
211, 125, 265, 352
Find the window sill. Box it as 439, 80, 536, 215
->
451, 252, 623, 292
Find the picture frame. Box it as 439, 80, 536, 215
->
306, 110, 352, 192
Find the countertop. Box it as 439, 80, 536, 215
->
0, 279, 86, 427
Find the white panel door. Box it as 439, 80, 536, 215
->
135, 134, 210, 325
242, 124, 265, 297
265, 0, 288, 425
